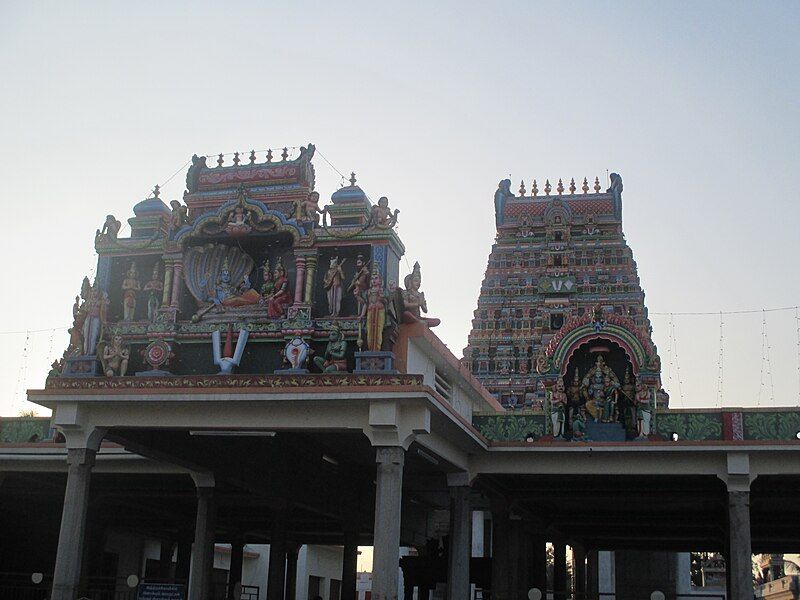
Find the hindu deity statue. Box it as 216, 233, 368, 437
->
550, 379, 568, 438
100, 335, 129, 377
399, 262, 440, 327
634, 381, 653, 439
143, 262, 163, 321
96, 214, 121, 240
571, 407, 587, 439
121, 262, 141, 321
566, 370, 582, 422
583, 370, 606, 423
294, 191, 321, 225
82, 280, 109, 356
602, 374, 620, 422
169, 200, 190, 233
204, 259, 261, 309
282, 337, 310, 370
313, 329, 348, 373
365, 266, 389, 352
266, 258, 292, 318
622, 367, 635, 403
370, 197, 399, 229
225, 200, 252, 237
68, 288, 87, 356
323, 257, 345, 317
260, 260, 275, 299
347, 255, 370, 317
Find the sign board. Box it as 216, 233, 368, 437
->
137, 583, 185, 600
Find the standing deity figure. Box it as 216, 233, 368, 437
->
266, 258, 292, 318
100, 335, 129, 377
566, 370, 582, 423
96, 214, 121, 240
400, 262, 441, 327
550, 379, 568, 438
347, 255, 371, 317
323, 257, 345, 317
494, 179, 513, 227
602, 375, 620, 422
82, 280, 109, 356
169, 200, 190, 232
313, 329, 348, 373
260, 260, 275, 299
68, 291, 87, 356
294, 191, 322, 225
121, 262, 141, 321
370, 197, 399, 229
143, 262, 164, 321
634, 381, 653, 438
365, 266, 389, 352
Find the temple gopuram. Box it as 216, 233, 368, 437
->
6, 147, 800, 600
463, 175, 666, 441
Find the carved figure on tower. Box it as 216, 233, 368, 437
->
370, 197, 399, 229
634, 381, 653, 438
399, 262, 440, 327
121, 262, 141, 321
169, 200, 190, 233
82, 280, 109, 356
204, 258, 261, 309
313, 329, 348, 373
260, 260, 275, 299
96, 214, 121, 241
493, 179, 513, 227
99, 335, 129, 377
571, 407, 587, 439
323, 257, 345, 317
347, 255, 370, 317
566, 370, 582, 422
365, 264, 389, 352
294, 191, 322, 225
143, 262, 163, 321
266, 257, 292, 318
225, 198, 252, 237
550, 379, 567, 438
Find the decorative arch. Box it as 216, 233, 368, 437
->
173, 188, 312, 248
550, 323, 649, 375
543, 198, 573, 225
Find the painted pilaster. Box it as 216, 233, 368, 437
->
162, 261, 174, 307
51, 447, 97, 600
293, 256, 306, 305
188, 474, 216, 600
303, 254, 318, 304
446, 481, 472, 600
372, 446, 405, 600
170, 260, 183, 309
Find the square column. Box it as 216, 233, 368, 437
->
188, 481, 216, 600
490, 503, 512, 600
572, 544, 586, 598
727, 490, 752, 600
553, 538, 567, 600
228, 537, 244, 599
51, 447, 96, 600
372, 447, 405, 600
531, 534, 548, 595
446, 484, 472, 600
342, 530, 359, 600
285, 543, 300, 600
267, 508, 288, 600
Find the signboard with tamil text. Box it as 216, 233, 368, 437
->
137, 583, 185, 600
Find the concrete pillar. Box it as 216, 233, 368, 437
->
491, 504, 512, 600
267, 508, 288, 600
342, 531, 359, 600
51, 447, 96, 600
446, 484, 472, 600
372, 446, 405, 600
293, 256, 306, 305
553, 539, 567, 600
573, 545, 586, 598
531, 534, 547, 595
285, 544, 299, 600
303, 255, 318, 304
727, 491, 752, 600
471, 511, 485, 557
188, 483, 216, 600
228, 539, 245, 597
586, 550, 599, 598
170, 260, 183, 309
175, 534, 192, 583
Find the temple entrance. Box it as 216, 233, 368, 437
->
563, 338, 632, 387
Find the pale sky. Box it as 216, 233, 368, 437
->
1, 1, 799, 415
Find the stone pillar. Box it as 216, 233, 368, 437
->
303, 255, 318, 304
342, 531, 359, 600
573, 545, 586, 598
531, 533, 547, 596
285, 544, 299, 600
446, 484, 472, 600
553, 539, 567, 600
490, 504, 512, 600
293, 256, 306, 305
188, 481, 216, 600
727, 491, 752, 600
372, 447, 405, 600
51, 447, 96, 600
170, 260, 183, 309
267, 509, 288, 600
162, 261, 174, 307
228, 538, 245, 597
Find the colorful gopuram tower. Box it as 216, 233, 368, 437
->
463, 175, 665, 440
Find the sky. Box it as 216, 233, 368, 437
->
0, 1, 799, 416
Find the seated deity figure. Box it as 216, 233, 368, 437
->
266, 259, 292, 318
294, 191, 321, 225
204, 259, 261, 308
169, 200, 190, 233
313, 329, 348, 373
96, 214, 121, 240
571, 407, 587, 439
100, 335, 129, 377
583, 370, 607, 423
399, 262, 440, 327
370, 197, 399, 229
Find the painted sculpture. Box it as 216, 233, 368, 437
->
204, 258, 260, 308
143, 262, 163, 321
323, 257, 345, 317
266, 258, 292, 318
99, 335, 130, 377
348, 255, 370, 318
370, 197, 399, 229
550, 379, 567, 438
97, 214, 121, 240
365, 265, 388, 352
399, 262, 440, 327
212, 325, 249, 374
121, 262, 141, 321
169, 200, 190, 233
294, 191, 321, 225
634, 381, 653, 438
82, 280, 109, 355
313, 329, 347, 372
282, 337, 310, 371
